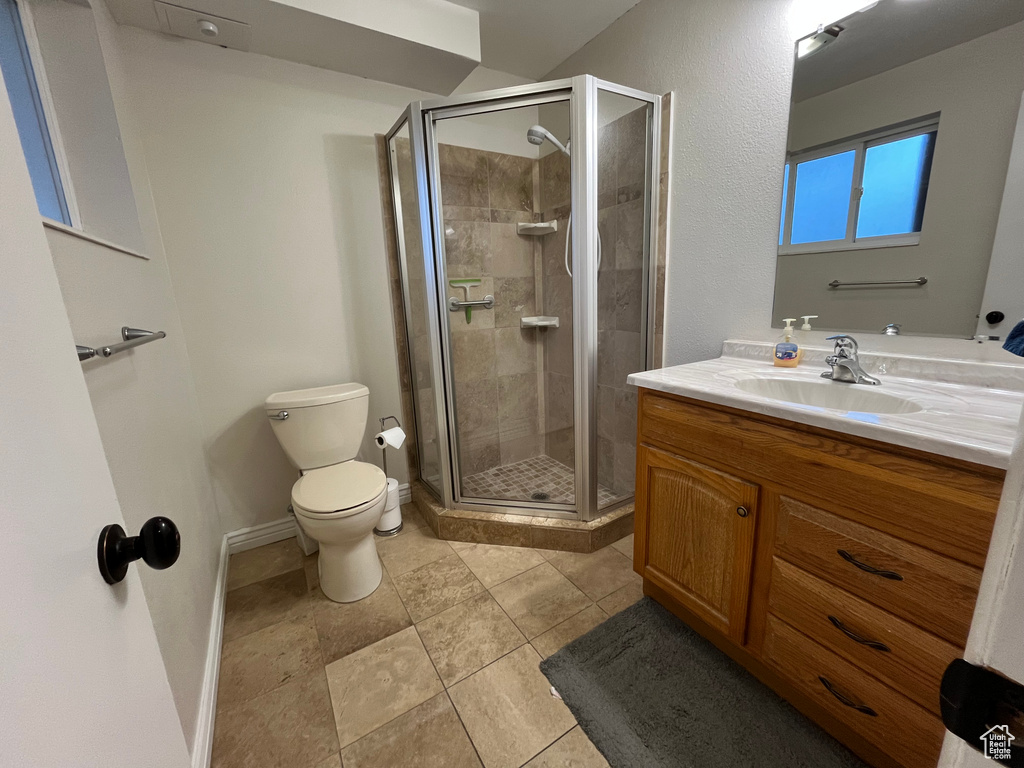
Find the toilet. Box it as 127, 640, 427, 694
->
265, 382, 387, 603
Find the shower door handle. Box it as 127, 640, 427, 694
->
448, 295, 495, 311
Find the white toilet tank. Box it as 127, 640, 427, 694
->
265, 383, 369, 470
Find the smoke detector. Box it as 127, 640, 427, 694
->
154, 2, 251, 51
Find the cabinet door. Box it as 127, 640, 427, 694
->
637, 445, 759, 641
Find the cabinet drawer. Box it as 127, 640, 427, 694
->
638, 390, 1001, 567
763, 615, 945, 768
776, 497, 981, 646
768, 557, 960, 716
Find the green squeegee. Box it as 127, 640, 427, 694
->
449, 278, 482, 324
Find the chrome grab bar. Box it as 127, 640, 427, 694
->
828, 277, 927, 288
448, 295, 495, 311
77, 327, 166, 362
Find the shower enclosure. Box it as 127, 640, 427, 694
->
387, 76, 661, 522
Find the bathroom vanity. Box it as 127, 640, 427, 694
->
628, 341, 1024, 768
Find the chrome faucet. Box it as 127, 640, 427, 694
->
821, 335, 881, 385
882, 323, 901, 336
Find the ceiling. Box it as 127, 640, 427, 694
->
446, 0, 643, 79
793, 0, 1024, 102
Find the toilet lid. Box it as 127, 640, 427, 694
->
292, 461, 387, 514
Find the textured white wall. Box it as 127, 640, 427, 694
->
110, 25, 421, 532
546, 0, 795, 365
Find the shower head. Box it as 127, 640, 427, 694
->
526, 125, 570, 156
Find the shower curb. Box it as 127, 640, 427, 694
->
411, 481, 634, 554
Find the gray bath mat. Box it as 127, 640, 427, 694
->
540, 597, 868, 768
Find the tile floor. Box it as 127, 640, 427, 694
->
212, 506, 640, 768
460, 454, 621, 506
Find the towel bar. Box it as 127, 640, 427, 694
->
828, 277, 928, 288
77, 327, 166, 362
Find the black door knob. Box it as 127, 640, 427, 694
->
986, 311, 1005, 325
98, 517, 180, 584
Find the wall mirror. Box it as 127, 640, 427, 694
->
773, 0, 1024, 339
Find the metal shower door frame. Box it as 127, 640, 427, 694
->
576, 78, 661, 521
385, 106, 449, 501
387, 77, 661, 522
423, 81, 578, 518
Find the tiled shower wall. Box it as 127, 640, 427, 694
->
437, 144, 547, 479
375, 93, 670, 500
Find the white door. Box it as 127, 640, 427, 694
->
0, 79, 190, 766
976, 92, 1024, 340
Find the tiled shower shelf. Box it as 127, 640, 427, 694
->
520, 316, 559, 328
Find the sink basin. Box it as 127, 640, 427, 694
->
735, 378, 923, 415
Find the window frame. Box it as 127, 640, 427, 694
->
2, 0, 80, 227
779, 116, 938, 255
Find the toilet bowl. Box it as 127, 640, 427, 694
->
292, 461, 387, 602
265, 382, 388, 603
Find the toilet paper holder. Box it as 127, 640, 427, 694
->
377, 416, 402, 477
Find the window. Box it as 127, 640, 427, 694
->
0, 0, 71, 224
779, 119, 937, 254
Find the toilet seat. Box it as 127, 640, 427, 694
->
292, 461, 387, 517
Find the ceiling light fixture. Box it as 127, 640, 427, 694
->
797, 24, 843, 58
197, 19, 219, 38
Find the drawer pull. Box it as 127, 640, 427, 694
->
837, 549, 904, 581
827, 615, 891, 652
737, 506, 750, 518
818, 676, 878, 717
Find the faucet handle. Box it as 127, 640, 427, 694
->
826, 334, 859, 357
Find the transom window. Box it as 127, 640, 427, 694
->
778, 118, 938, 254
0, 0, 71, 224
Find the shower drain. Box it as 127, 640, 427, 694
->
531, 492, 550, 501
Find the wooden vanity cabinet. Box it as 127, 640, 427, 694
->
633, 388, 1004, 768
637, 446, 759, 642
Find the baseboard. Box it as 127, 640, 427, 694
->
191, 487, 413, 765
191, 535, 229, 768
225, 516, 296, 555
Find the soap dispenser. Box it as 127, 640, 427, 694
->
774, 318, 801, 367
795, 314, 818, 349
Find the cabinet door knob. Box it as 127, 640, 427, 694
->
98, 517, 180, 584
736, 506, 750, 518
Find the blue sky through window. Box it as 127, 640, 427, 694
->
791, 150, 855, 244
779, 163, 789, 245
857, 133, 933, 238
0, 0, 70, 223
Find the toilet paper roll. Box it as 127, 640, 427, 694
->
374, 426, 406, 449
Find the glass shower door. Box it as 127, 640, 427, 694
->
388, 118, 444, 495
428, 95, 578, 511
594, 88, 655, 511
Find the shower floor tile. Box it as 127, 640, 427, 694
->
460, 454, 619, 506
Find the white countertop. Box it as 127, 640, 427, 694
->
627, 342, 1024, 470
